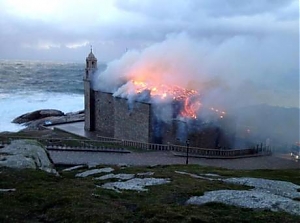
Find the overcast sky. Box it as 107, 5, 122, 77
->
0, 0, 298, 62
0, 0, 299, 107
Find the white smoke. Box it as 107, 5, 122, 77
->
93, 32, 298, 109
92, 32, 299, 146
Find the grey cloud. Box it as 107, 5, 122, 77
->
0, 0, 298, 65
112, 0, 297, 43
190, 0, 296, 17
115, 0, 296, 19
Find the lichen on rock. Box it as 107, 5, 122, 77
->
187, 190, 300, 216
0, 139, 58, 175
75, 167, 114, 178
100, 177, 171, 192
185, 174, 300, 216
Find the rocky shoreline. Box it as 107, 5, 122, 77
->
12, 109, 84, 131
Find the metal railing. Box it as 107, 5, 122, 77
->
0, 135, 271, 157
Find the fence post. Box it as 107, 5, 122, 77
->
186, 140, 190, 165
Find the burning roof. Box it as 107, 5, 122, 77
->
112, 80, 225, 120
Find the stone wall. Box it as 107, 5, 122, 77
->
94, 91, 115, 137
90, 90, 236, 148
159, 119, 235, 149
93, 91, 152, 142
114, 97, 151, 143
157, 120, 178, 145
188, 127, 220, 148
84, 80, 92, 131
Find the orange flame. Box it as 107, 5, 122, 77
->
129, 80, 226, 120
132, 80, 200, 119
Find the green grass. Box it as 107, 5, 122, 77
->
0, 129, 145, 152
0, 165, 299, 223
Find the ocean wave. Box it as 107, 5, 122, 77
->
0, 91, 83, 132
0, 60, 85, 94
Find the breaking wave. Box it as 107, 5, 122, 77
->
0, 91, 83, 132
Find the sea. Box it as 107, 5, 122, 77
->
0, 60, 88, 132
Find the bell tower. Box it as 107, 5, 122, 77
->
84, 46, 97, 80
84, 46, 97, 131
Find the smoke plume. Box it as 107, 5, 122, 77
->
92, 33, 299, 147
93, 33, 298, 109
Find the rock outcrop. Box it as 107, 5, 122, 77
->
99, 178, 171, 192
12, 109, 64, 124
12, 109, 84, 130
75, 167, 114, 178
180, 171, 300, 216
187, 190, 300, 216
0, 140, 57, 175
24, 113, 84, 130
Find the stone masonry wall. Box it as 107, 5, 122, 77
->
84, 80, 91, 131
94, 91, 115, 137
114, 97, 151, 143
91, 90, 235, 148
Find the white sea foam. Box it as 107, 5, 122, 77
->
0, 92, 83, 132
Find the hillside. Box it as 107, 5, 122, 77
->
1, 164, 300, 222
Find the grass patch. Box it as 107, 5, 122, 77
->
1, 130, 146, 151
1, 165, 299, 222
